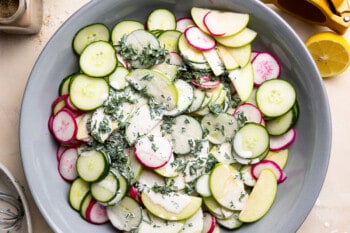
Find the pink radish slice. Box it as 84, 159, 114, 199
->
270, 128, 296, 151
64, 95, 83, 114
128, 185, 142, 204
85, 199, 109, 224
203, 212, 216, 233
56, 144, 67, 161
184, 26, 216, 51
51, 108, 78, 143
134, 135, 172, 169
176, 17, 195, 32
252, 52, 281, 86
250, 50, 261, 62
191, 76, 221, 89
233, 103, 263, 124
251, 159, 285, 183
58, 147, 78, 182
48, 114, 54, 134
51, 94, 68, 110
168, 52, 184, 65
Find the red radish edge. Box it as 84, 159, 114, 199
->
251, 160, 286, 184
270, 128, 296, 151
168, 52, 184, 66
51, 94, 69, 110
58, 147, 78, 182
184, 25, 216, 51
128, 185, 142, 204
51, 108, 78, 143
203, 11, 226, 36
191, 76, 221, 89
252, 52, 281, 86
233, 103, 263, 124
85, 199, 109, 224
134, 135, 173, 169
250, 50, 261, 62
176, 17, 195, 32
56, 145, 67, 161
203, 212, 216, 233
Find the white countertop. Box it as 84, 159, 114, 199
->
0, 0, 349, 232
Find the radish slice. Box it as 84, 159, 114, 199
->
203, 212, 216, 233
251, 50, 261, 62
168, 52, 184, 65
191, 76, 221, 89
251, 159, 285, 183
128, 185, 142, 204
184, 26, 216, 51
51, 108, 78, 143
176, 17, 195, 32
56, 144, 67, 161
58, 147, 78, 182
85, 199, 109, 224
252, 52, 281, 86
48, 114, 54, 134
134, 135, 172, 169
233, 103, 263, 124
64, 95, 83, 114
270, 128, 296, 151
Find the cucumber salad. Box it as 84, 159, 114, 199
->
48, 7, 299, 233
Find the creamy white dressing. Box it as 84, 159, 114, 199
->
147, 190, 191, 214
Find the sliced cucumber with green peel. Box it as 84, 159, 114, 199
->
146, 8, 176, 31
69, 177, 90, 211
107, 196, 142, 231
158, 30, 182, 52
126, 69, 178, 110
233, 123, 270, 159
79, 41, 117, 78
111, 20, 144, 45
69, 73, 109, 111
201, 112, 238, 144
167, 114, 203, 154
256, 79, 296, 118
76, 150, 110, 182
72, 23, 110, 55
164, 79, 194, 116
90, 170, 119, 203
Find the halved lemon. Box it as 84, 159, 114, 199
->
305, 31, 350, 78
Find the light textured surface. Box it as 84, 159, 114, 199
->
0, 1, 349, 232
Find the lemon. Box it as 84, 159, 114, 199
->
305, 31, 350, 78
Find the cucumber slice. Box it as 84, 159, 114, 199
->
111, 20, 144, 45
164, 79, 194, 116
90, 170, 119, 203
69, 177, 90, 211
147, 8, 176, 31
233, 123, 270, 159
256, 79, 296, 118
72, 23, 110, 55
107, 196, 142, 231
108, 66, 130, 90
79, 41, 117, 78
126, 69, 178, 110
107, 168, 129, 206
69, 73, 109, 111
76, 150, 110, 182
118, 29, 167, 69
187, 88, 206, 113
265, 107, 294, 136
201, 112, 238, 144
58, 73, 73, 96
167, 115, 203, 154
158, 30, 182, 52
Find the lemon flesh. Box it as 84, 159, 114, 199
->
305, 31, 350, 78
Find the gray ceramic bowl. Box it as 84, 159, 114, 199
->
19, 0, 331, 232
